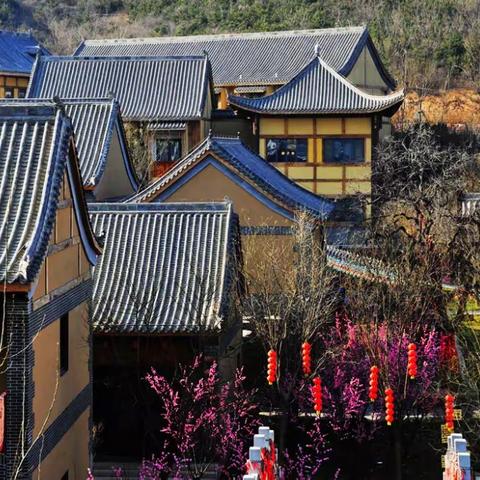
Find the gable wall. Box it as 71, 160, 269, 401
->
94, 128, 136, 200
149, 162, 297, 283
29, 172, 92, 478
346, 45, 390, 95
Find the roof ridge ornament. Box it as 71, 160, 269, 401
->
314, 44, 321, 57
52, 95, 65, 113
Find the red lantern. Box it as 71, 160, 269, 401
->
407, 343, 417, 379
385, 388, 394, 426
301, 341, 312, 376
369, 365, 379, 401
267, 350, 277, 385
312, 377, 322, 415
445, 394, 455, 432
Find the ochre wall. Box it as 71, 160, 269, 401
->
32, 301, 89, 438
94, 128, 136, 200
29, 173, 92, 476
259, 116, 373, 198
163, 163, 292, 227
0, 74, 29, 98
33, 174, 91, 305
152, 162, 298, 281
347, 46, 390, 95
31, 409, 90, 480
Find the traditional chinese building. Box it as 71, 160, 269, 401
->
228, 54, 404, 230
0, 31, 48, 99
63, 98, 139, 200
74, 26, 396, 106
88, 202, 242, 457
0, 102, 101, 479
27, 55, 215, 176
128, 134, 334, 276
4, 98, 139, 200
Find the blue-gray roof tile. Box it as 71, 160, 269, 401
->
89, 202, 237, 333
129, 135, 334, 220
0, 101, 100, 283
27, 56, 212, 121
229, 56, 404, 115
74, 27, 395, 89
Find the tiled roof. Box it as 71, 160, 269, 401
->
234, 86, 267, 94
326, 246, 394, 283
0, 30, 49, 75
74, 27, 395, 89
27, 56, 212, 121
229, 56, 404, 115
146, 121, 187, 130
89, 202, 237, 333
0, 101, 100, 284
63, 98, 138, 188
129, 135, 334, 220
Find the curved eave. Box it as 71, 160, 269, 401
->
228, 92, 404, 117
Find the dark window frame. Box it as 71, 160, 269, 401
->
154, 135, 182, 164
265, 137, 308, 163
323, 137, 365, 164
60, 313, 69, 376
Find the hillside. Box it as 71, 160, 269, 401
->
0, 0, 479, 91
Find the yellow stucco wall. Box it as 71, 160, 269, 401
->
347, 46, 390, 95
33, 175, 91, 303
32, 302, 90, 438
149, 162, 299, 281
259, 116, 373, 198
28, 170, 92, 477
0, 74, 29, 98
31, 409, 90, 480
164, 163, 292, 227
94, 128, 136, 200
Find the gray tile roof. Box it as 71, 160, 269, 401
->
146, 121, 187, 130
326, 245, 393, 283
74, 27, 395, 89
128, 135, 334, 220
63, 98, 138, 189
229, 56, 404, 115
0, 101, 100, 284
89, 202, 238, 333
27, 56, 213, 122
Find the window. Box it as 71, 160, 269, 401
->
266, 138, 307, 163
17, 88, 26, 98
4, 87, 13, 99
155, 137, 182, 163
323, 138, 365, 164
60, 313, 69, 376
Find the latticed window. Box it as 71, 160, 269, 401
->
266, 138, 307, 162
323, 138, 365, 164
155, 137, 182, 163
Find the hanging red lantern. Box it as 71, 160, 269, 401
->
385, 388, 394, 426
301, 341, 312, 376
407, 343, 417, 379
369, 365, 379, 401
312, 377, 322, 415
445, 394, 455, 432
267, 350, 277, 385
